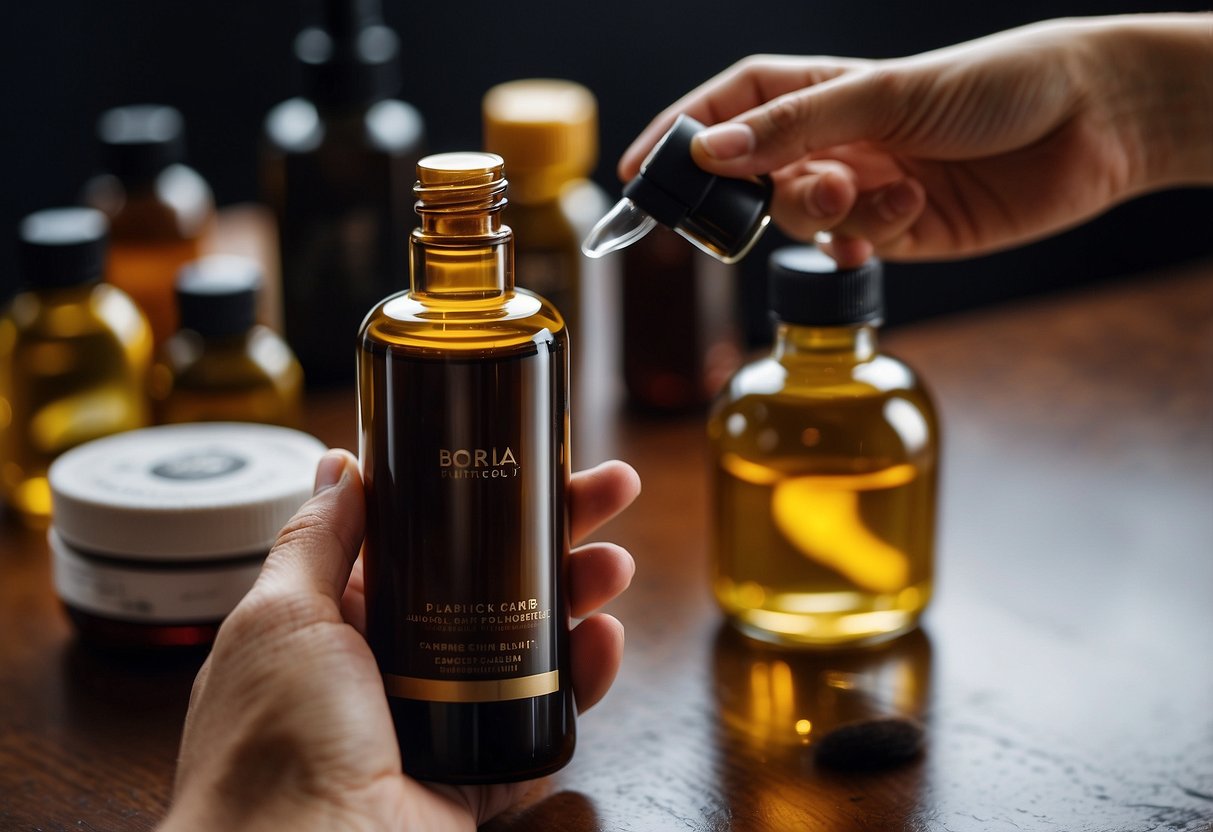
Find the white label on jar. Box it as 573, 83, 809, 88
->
50, 531, 263, 623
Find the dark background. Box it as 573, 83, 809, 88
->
3, 0, 1210, 337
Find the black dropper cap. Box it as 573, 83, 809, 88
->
768, 246, 883, 326
175, 256, 262, 338
622, 114, 771, 261
97, 105, 187, 183
18, 208, 109, 289
295, 0, 401, 108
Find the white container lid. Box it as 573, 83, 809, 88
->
49, 423, 327, 561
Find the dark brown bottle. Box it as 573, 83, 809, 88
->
358, 152, 573, 783
263, 0, 424, 386
622, 224, 742, 412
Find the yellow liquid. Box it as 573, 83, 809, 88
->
709, 347, 938, 647
107, 238, 203, 346
0, 284, 151, 525
149, 328, 303, 428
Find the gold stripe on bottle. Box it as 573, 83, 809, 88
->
383, 670, 560, 703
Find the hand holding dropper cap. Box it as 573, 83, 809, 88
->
582, 114, 772, 264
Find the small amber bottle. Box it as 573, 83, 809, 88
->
358, 152, 574, 783
264, 0, 425, 386
0, 208, 152, 526
708, 247, 938, 647
149, 255, 303, 427
83, 105, 216, 346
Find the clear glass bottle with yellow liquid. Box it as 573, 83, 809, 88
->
0, 208, 151, 525
83, 105, 215, 346
149, 255, 302, 427
709, 247, 938, 647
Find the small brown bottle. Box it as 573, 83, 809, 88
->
622, 224, 742, 412
149, 255, 303, 427
83, 105, 216, 346
358, 153, 573, 783
0, 208, 151, 525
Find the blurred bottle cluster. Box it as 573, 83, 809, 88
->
1, 0, 746, 528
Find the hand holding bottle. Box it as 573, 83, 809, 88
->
159, 450, 640, 831
620, 14, 1213, 267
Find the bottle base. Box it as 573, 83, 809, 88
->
405, 753, 573, 786
390, 693, 575, 784
717, 583, 931, 649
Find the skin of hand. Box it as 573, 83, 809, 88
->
159, 449, 641, 832
620, 14, 1213, 267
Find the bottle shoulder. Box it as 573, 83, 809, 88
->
711, 351, 937, 458
360, 288, 567, 357
158, 327, 300, 384
84, 167, 213, 240
719, 352, 930, 402
1, 285, 151, 369
264, 97, 424, 157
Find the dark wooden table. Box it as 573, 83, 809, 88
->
2, 260, 1211, 832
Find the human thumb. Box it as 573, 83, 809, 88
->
254, 448, 366, 604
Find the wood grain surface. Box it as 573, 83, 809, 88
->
2, 261, 1210, 832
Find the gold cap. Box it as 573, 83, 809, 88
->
483, 79, 598, 202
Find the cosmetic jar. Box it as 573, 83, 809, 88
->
48, 422, 326, 649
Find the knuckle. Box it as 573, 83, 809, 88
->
762, 94, 805, 137
272, 508, 349, 560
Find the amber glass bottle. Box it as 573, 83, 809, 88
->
264, 0, 425, 386
623, 224, 741, 412
83, 105, 215, 346
0, 208, 151, 526
358, 153, 573, 783
149, 255, 302, 427
709, 248, 938, 647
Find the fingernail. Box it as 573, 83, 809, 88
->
313, 451, 346, 495
696, 123, 755, 161
876, 181, 919, 223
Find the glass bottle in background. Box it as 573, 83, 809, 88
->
82, 105, 215, 347
359, 153, 574, 783
263, 0, 425, 387
623, 224, 741, 413
482, 79, 619, 447
149, 255, 303, 427
0, 208, 152, 526
709, 247, 938, 647
482, 79, 600, 338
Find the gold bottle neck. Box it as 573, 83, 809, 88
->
409, 153, 513, 300
773, 322, 878, 363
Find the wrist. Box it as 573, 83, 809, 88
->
1084, 14, 1213, 193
